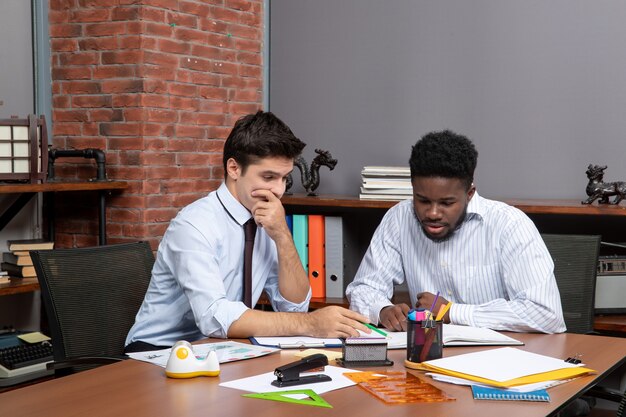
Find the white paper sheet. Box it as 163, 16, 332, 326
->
219, 365, 358, 394
127, 341, 279, 368
425, 372, 571, 392
423, 347, 582, 382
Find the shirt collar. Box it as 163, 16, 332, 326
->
466, 191, 484, 221
216, 182, 253, 227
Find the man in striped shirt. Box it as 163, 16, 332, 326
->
347, 130, 566, 334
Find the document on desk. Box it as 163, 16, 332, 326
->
127, 341, 279, 368
220, 365, 358, 394
418, 347, 595, 388
250, 331, 407, 349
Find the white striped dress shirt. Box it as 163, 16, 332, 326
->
346, 192, 566, 334
125, 183, 310, 347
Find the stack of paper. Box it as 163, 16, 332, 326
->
359, 166, 412, 201
418, 347, 595, 388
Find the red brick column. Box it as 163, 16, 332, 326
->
48, 0, 263, 248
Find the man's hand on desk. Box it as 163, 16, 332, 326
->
305, 306, 370, 338
380, 303, 411, 331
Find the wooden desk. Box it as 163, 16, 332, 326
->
0, 333, 624, 417
0, 180, 128, 245
595, 314, 626, 335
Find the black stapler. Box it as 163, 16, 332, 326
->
271, 353, 332, 387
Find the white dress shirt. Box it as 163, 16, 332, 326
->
346, 192, 566, 334
125, 183, 310, 347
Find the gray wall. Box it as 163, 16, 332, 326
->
0, 0, 42, 332
269, 0, 626, 199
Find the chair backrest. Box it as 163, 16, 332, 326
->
31, 242, 154, 370
541, 234, 601, 334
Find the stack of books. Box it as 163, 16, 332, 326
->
1, 239, 54, 279
359, 166, 412, 201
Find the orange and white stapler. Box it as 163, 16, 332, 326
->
165, 340, 220, 378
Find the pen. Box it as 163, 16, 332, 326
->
363, 322, 388, 337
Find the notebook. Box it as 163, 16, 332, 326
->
471, 385, 550, 402
250, 332, 407, 349
443, 324, 523, 346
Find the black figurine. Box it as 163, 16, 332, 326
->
286, 148, 337, 196
582, 164, 626, 205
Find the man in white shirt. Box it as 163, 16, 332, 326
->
126, 111, 369, 351
347, 130, 566, 334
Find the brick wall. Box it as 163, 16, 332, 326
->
48, 0, 264, 248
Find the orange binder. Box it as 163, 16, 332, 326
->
308, 215, 325, 298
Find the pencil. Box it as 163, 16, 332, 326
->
363, 322, 388, 337
435, 302, 452, 322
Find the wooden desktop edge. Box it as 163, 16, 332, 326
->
281, 194, 626, 216
0, 180, 128, 194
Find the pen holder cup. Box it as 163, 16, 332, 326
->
405, 319, 443, 366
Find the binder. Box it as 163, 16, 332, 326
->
285, 214, 293, 234
324, 216, 344, 298
292, 214, 308, 273
308, 215, 325, 298
471, 385, 550, 402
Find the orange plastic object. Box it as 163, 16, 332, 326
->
343, 371, 455, 404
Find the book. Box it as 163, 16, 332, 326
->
2, 252, 33, 266
360, 187, 412, 195
361, 166, 411, 177
443, 324, 524, 346
471, 385, 550, 402
361, 180, 412, 189
0, 262, 37, 278
359, 193, 411, 201
7, 239, 54, 252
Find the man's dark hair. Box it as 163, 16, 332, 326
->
222, 111, 306, 176
409, 130, 478, 189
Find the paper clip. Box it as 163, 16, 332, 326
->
565, 353, 583, 364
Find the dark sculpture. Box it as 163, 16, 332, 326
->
286, 148, 338, 196
582, 164, 626, 205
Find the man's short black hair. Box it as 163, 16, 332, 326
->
222, 111, 306, 175
409, 130, 478, 189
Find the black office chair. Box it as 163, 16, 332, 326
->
542, 234, 625, 415
30, 241, 154, 375
618, 391, 626, 417
541, 234, 601, 334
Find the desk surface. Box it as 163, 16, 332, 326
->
0, 332, 624, 417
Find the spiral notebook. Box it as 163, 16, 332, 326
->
471, 385, 550, 402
